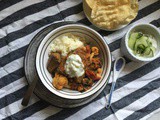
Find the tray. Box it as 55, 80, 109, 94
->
24, 22, 108, 108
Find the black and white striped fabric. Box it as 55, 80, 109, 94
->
0, 0, 160, 120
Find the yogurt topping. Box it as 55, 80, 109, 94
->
65, 54, 84, 78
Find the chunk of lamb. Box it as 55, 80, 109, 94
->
47, 52, 61, 74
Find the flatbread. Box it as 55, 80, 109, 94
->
88, 0, 138, 29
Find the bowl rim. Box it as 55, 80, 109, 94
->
36, 24, 112, 99
125, 23, 160, 62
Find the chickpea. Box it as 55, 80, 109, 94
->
97, 68, 102, 74
77, 84, 84, 92
82, 78, 93, 86
84, 86, 91, 91
56, 85, 63, 90
90, 53, 95, 62
81, 46, 86, 51
91, 47, 99, 55
70, 83, 78, 90
96, 73, 101, 80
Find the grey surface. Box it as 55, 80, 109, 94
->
148, 112, 160, 120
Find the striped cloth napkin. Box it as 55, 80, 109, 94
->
0, 0, 160, 120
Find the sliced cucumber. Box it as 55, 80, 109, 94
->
128, 32, 157, 58
128, 32, 143, 50
134, 36, 148, 50
146, 50, 154, 57
130, 32, 143, 40
146, 38, 153, 47
136, 44, 145, 54
136, 32, 143, 39
150, 46, 156, 55
128, 38, 136, 50
143, 47, 151, 55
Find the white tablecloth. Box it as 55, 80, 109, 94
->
0, 0, 160, 120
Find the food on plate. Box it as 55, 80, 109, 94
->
52, 73, 68, 90
83, 0, 138, 29
47, 33, 102, 92
47, 52, 61, 73
128, 32, 157, 57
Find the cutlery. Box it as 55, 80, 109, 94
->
21, 76, 38, 106
106, 57, 125, 109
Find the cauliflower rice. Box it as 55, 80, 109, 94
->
50, 33, 84, 56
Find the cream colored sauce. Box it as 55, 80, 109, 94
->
65, 54, 84, 78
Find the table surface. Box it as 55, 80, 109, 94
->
148, 112, 160, 120
0, 0, 160, 120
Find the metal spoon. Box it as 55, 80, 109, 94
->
21, 75, 38, 106
106, 57, 126, 109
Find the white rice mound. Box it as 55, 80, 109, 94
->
50, 33, 84, 56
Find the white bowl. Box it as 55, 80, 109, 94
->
121, 23, 160, 62
36, 24, 112, 99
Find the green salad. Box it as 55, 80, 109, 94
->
128, 32, 157, 57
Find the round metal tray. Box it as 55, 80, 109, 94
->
24, 22, 108, 108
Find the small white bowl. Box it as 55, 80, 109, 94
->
121, 23, 160, 62
36, 24, 112, 99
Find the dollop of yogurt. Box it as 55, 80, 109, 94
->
65, 54, 84, 78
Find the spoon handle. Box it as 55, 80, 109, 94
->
21, 77, 38, 106
106, 82, 116, 109
106, 57, 125, 109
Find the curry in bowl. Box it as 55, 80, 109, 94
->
47, 33, 102, 92
36, 24, 111, 99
